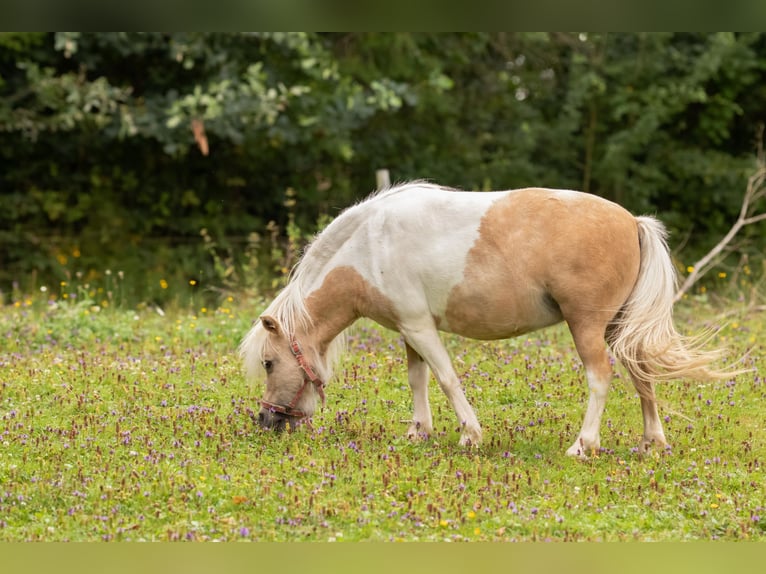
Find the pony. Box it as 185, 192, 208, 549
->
241, 182, 731, 457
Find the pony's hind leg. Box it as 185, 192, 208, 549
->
405, 342, 433, 439
566, 323, 614, 458
625, 361, 668, 455
400, 324, 482, 446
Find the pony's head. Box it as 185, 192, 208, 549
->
242, 315, 326, 432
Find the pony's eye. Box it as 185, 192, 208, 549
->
262, 360, 274, 373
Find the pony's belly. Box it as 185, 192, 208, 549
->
441, 289, 563, 341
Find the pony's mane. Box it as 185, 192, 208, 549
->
241, 180, 451, 383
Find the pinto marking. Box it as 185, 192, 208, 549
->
306, 265, 400, 347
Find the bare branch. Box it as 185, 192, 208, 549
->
674, 151, 766, 303
742, 213, 766, 226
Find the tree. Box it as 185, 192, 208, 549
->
0, 33, 414, 297
2, 33, 765, 300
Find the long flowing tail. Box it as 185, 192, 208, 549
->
607, 216, 730, 394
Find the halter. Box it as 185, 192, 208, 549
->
260, 337, 326, 419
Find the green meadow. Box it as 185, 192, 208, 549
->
0, 290, 764, 542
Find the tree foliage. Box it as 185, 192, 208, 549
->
1, 33, 765, 300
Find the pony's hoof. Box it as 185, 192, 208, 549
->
406, 422, 432, 441
565, 445, 590, 459
637, 436, 669, 457
459, 427, 482, 447
566, 437, 599, 459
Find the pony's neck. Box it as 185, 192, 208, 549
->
301, 269, 359, 357
299, 264, 397, 361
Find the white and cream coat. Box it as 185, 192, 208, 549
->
242, 182, 727, 456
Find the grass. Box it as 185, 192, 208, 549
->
0, 293, 764, 541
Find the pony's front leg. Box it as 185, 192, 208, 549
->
405, 343, 433, 439
401, 325, 482, 446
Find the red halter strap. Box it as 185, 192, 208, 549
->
260, 337, 325, 418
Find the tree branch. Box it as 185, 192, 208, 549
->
674, 159, 766, 303
742, 212, 766, 226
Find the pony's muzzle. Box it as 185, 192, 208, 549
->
257, 408, 293, 433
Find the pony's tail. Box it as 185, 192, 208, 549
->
607, 216, 731, 396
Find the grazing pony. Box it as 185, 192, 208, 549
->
241, 182, 729, 456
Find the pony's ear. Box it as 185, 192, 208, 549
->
260, 315, 282, 336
